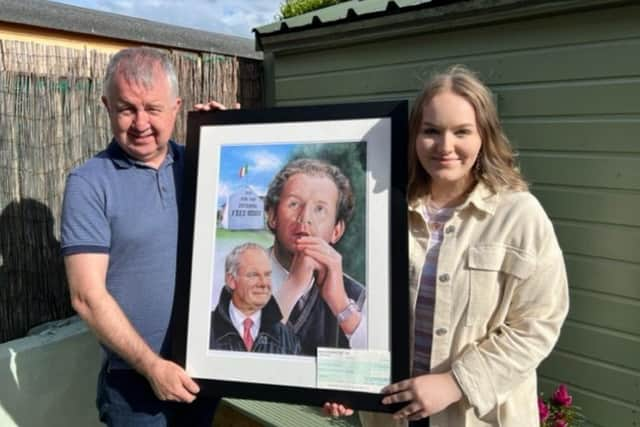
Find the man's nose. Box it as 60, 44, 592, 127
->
132, 110, 150, 131
296, 203, 313, 225
258, 276, 271, 287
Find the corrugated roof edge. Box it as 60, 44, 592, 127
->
254, 0, 439, 35
253, 0, 629, 53
0, 0, 261, 60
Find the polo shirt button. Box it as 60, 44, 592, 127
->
435, 328, 448, 336
438, 273, 450, 282
445, 225, 455, 234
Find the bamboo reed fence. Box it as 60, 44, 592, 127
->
0, 39, 262, 342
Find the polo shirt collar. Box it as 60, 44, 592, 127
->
107, 139, 179, 169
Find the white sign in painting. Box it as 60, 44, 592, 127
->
220, 185, 264, 230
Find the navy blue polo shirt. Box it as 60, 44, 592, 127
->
61, 139, 184, 369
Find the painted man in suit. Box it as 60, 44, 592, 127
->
210, 242, 301, 355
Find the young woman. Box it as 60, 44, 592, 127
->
326, 66, 569, 426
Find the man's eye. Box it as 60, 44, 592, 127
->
287, 200, 299, 208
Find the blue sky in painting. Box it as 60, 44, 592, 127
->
216, 143, 295, 207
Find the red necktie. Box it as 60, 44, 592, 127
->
242, 318, 254, 351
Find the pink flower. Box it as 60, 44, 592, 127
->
552, 384, 573, 407
553, 416, 568, 427
538, 397, 550, 422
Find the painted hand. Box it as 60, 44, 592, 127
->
295, 236, 346, 312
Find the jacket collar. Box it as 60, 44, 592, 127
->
213, 286, 283, 337
459, 181, 499, 215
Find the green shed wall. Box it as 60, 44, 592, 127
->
263, 3, 640, 426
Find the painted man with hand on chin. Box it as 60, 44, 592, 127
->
265, 158, 366, 356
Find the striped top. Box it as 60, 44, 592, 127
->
413, 203, 455, 376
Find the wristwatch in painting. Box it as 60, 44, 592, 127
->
336, 298, 359, 323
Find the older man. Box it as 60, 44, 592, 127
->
61, 47, 220, 426
265, 158, 367, 356
210, 243, 301, 354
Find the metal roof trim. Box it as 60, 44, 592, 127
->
254, 0, 433, 35
255, 0, 631, 54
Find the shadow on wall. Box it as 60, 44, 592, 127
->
0, 198, 73, 343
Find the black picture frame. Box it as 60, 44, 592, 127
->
173, 101, 409, 412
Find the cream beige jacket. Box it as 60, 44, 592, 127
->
361, 183, 569, 427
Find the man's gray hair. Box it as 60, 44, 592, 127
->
264, 158, 354, 233
103, 47, 178, 99
225, 242, 269, 282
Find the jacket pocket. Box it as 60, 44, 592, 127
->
465, 245, 535, 326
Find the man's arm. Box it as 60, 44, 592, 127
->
65, 253, 199, 402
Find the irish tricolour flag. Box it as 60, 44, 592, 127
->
239, 164, 248, 178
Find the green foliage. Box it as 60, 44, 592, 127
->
289, 142, 367, 285
279, 0, 349, 19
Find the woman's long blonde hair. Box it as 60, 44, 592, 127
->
407, 65, 527, 203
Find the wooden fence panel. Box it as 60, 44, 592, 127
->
0, 40, 262, 342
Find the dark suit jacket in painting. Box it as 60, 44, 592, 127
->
288, 274, 365, 356
210, 287, 301, 355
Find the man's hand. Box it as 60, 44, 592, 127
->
192, 100, 240, 111
381, 372, 462, 421
295, 236, 362, 335
143, 357, 200, 403
294, 236, 347, 313
65, 254, 201, 404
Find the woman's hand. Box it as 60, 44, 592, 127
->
322, 402, 354, 417
382, 372, 462, 421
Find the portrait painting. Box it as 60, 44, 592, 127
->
174, 102, 408, 411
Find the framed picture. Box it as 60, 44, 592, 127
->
173, 101, 409, 411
